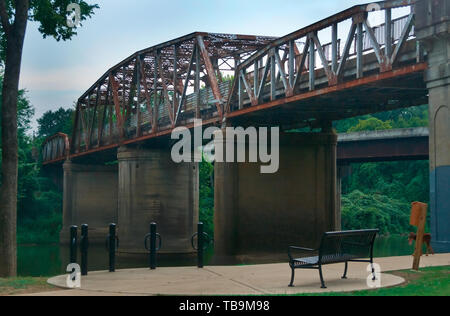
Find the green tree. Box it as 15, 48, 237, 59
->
0, 74, 62, 244
341, 191, 412, 235
37, 107, 74, 139
336, 104, 430, 235
199, 158, 214, 237
348, 117, 392, 132
0, 0, 98, 277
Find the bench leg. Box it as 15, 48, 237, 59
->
370, 261, 376, 281
319, 265, 327, 289
342, 262, 348, 279
289, 268, 295, 287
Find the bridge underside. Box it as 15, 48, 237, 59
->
228, 65, 427, 128
337, 128, 429, 163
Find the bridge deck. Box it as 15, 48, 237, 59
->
42, 0, 427, 165
337, 127, 429, 163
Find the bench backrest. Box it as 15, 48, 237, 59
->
318, 229, 379, 263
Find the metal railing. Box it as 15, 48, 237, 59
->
226, 0, 420, 112
41, 133, 70, 163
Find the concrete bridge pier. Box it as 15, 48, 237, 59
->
60, 161, 118, 244
213, 128, 338, 264
416, 0, 450, 253
117, 146, 198, 254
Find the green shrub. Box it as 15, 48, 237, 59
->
199, 158, 214, 238
341, 190, 412, 235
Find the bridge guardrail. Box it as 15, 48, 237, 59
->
42, 132, 70, 164
226, 0, 420, 113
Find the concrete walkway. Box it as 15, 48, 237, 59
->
33, 254, 450, 296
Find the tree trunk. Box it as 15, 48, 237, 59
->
0, 6, 28, 277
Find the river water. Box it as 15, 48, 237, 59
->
17, 235, 415, 277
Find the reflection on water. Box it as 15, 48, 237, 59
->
373, 234, 415, 258
18, 245, 213, 277
18, 235, 414, 277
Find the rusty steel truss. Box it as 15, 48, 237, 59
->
60, 32, 275, 162
43, 0, 428, 165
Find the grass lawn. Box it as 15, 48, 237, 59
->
0, 277, 57, 296
295, 265, 450, 296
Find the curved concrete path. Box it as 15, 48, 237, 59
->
44, 254, 449, 296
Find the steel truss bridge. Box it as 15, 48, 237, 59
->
42, 0, 427, 165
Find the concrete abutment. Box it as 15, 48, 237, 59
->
416, 0, 450, 253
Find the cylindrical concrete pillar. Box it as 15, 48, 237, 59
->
117, 146, 198, 254
213, 130, 338, 264
60, 161, 118, 244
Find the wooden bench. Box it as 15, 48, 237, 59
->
288, 229, 379, 288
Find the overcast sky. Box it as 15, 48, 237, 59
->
19, 0, 373, 129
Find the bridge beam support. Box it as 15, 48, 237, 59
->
60, 161, 118, 244
213, 130, 338, 264
416, 0, 450, 253
117, 146, 198, 254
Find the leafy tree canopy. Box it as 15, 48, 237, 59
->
1, 1, 98, 37
0, 0, 98, 66
337, 104, 430, 235
0, 73, 34, 147
37, 107, 73, 139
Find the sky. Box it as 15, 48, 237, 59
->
19, 0, 374, 130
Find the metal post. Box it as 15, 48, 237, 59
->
70, 225, 78, 264
108, 223, 117, 272
195, 44, 200, 117
144, 222, 162, 270
385, 8, 392, 58
309, 36, 315, 91
270, 51, 276, 100
153, 51, 159, 131
191, 222, 212, 269
235, 55, 243, 110
332, 23, 338, 73
197, 222, 204, 268
80, 224, 88, 276
136, 56, 141, 137
173, 44, 178, 118
356, 22, 364, 79
150, 223, 157, 270
254, 59, 259, 96
289, 40, 295, 87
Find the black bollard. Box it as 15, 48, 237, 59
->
108, 223, 117, 272
145, 222, 162, 270
70, 225, 78, 264
80, 224, 89, 276
197, 222, 204, 268
191, 223, 213, 268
